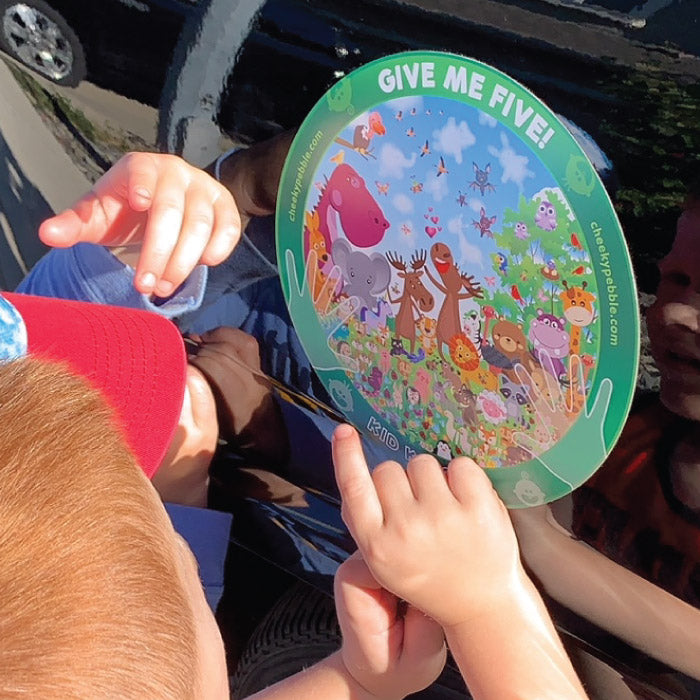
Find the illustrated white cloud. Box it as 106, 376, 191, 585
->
426, 172, 449, 202
392, 193, 414, 214
432, 116, 476, 165
487, 131, 534, 191
379, 143, 417, 179
479, 111, 498, 128
448, 215, 484, 268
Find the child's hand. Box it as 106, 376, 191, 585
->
39, 153, 240, 297
335, 553, 446, 700
152, 365, 218, 507
188, 327, 289, 464
332, 424, 523, 630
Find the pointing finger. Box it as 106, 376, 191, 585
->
332, 425, 383, 545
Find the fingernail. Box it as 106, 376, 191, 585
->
134, 186, 151, 200
140, 272, 156, 291
156, 280, 173, 296
334, 424, 355, 440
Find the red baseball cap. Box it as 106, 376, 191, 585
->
0, 292, 186, 478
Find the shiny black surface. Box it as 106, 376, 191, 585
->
2, 1, 700, 697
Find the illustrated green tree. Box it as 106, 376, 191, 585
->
488, 189, 596, 334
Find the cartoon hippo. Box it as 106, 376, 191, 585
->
528, 309, 569, 379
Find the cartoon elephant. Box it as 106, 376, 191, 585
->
332, 238, 391, 311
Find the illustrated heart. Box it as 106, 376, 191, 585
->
430, 215, 439, 224
425, 226, 438, 237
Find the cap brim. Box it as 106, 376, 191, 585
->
4, 293, 186, 478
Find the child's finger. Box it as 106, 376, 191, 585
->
401, 605, 447, 668
200, 327, 262, 370
158, 184, 215, 292
333, 425, 384, 541
447, 456, 496, 506
184, 365, 218, 437
201, 191, 241, 266
136, 170, 187, 295
336, 552, 382, 591
405, 454, 452, 502
372, 459, 414, 515
124, 153, 159, 211
38, 207, 87, 247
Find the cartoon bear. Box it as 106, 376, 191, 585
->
491, 317, 538, 381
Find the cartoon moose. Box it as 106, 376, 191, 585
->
386, 250, 435, 355
424, 242, 483, 361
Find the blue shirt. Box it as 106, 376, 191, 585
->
18, 220, 395, 473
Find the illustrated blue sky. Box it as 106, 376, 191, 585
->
307, 94, 568, 284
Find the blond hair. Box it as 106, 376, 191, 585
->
0, 358, 199, 699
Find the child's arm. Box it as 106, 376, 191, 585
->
248, 552, 445, 700
39, 153, 240, 297
511, 504, 700, 679
187, 326, 290, 465
151, 365, 218, 507
37, 134, 294, 300
331, 424, 588, 700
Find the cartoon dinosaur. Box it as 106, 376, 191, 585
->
360, 299, 393, 332
304, 163, 390, 276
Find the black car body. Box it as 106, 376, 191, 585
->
0, 0, 196, 99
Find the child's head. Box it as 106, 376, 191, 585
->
647, 180, 700, 420
0, 294, 228, 698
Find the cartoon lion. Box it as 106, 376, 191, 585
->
448, 333, 481, 385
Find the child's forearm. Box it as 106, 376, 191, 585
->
516, 507, 700, 679
444, 570, 588, 700
247, 651, 391, 700
212, 130, 295, 229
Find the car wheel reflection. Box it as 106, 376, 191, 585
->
0, 0, 85, 86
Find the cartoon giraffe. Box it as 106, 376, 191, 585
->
305, 211, 338, 313
560, 280, 595, 355
559, 280, 596, 416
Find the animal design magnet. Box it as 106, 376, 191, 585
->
276, 51, 638, 507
